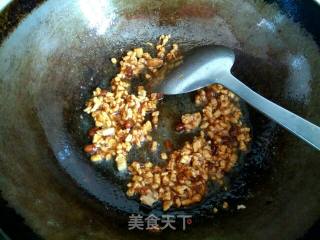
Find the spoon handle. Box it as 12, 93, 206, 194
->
218, 73, 320, 150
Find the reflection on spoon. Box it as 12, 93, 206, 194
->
160, 46, 320, 150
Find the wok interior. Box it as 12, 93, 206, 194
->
0, 0, 320, 239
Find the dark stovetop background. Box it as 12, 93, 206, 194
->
0, 0, 319, 239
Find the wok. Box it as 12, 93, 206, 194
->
0, 0, 320, 239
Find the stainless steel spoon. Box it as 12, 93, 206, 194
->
160, 46, 320, 150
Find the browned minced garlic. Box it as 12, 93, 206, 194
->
150, 141, 158, 152
84, 35, 250, 211
111, 58, 117, 64
222, 201, 229, 209
127, 83, 251, 211
237, 204, 246, 210
160, 152, 168, 160
84, 35, 179, 171
181, 112, 202, 132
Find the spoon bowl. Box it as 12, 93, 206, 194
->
161, 46, 235, 94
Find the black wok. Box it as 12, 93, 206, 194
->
0, 0, 320, 239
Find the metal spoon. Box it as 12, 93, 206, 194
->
160, 46, 320, 150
